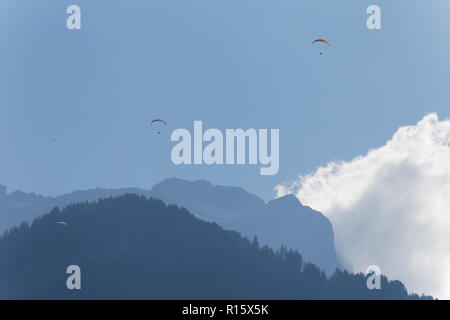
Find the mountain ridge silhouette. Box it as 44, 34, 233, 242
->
1, 178, 340, 273
0, 194, 432, 299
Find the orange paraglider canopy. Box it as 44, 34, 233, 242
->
312, 39, 331, 46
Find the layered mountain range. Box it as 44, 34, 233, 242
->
0, 178, 340, 274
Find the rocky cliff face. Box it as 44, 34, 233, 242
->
150, 178, 341, 274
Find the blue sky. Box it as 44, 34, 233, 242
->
1, 0, 450, 200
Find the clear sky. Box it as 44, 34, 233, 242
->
1, 0, 450, 200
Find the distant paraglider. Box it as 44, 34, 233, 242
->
312, 39, 331, 55
312, 39, 331, 46
151, 119, 167, 134
55, 221, 68, 227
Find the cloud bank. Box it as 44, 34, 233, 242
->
276, 113, 450, 299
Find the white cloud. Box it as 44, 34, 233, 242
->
276, 113, 450, 299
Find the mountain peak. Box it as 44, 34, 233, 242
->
154, 178, 213, 190
269, 194, 300, 206
266, 195, 298, 213
267, 194, 320, 216
150, 178, 265, 223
